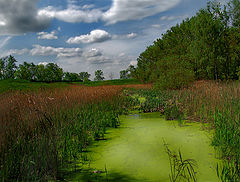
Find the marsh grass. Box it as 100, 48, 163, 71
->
175, 81, 240, 181
0, 84, 149, 181
163, 141, 197, 182
126, 80, 240, 181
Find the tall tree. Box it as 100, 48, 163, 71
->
230, 0, 240, 27
79, 72, 91, 82
94, 70, 104, 81
120, 70, 130, 79
15, 62, 36, 80
63, 72, 80, 82
1, 55, 17, 79
0, 59, 4, 80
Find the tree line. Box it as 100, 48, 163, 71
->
0, 55, 133, 82
131, 0, 240, 89
0, 55, 94, 82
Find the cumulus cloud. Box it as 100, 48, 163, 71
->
7, 48, 29, 55
38, 62, 49, 66
66, 29, 111, 44
0, 0, 51, 35
37, 31, 58, 40
38, 5, 102, 23
126, 33, 137, 39
83, 48, 103, 58
30, 45, 82, 58
38, 0, 181, 25
102, 0, 181, 24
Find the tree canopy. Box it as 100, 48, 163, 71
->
131, 0, 240, 89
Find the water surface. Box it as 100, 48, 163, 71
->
65, 112, 220, 181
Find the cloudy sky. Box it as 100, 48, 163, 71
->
0, 0, 225, 79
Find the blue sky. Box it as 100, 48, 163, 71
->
0, 0, 226, 79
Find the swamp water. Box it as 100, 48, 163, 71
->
63, 112, 220, 181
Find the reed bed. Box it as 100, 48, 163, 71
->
176, 80, 240, 181
0, 84, 150, 181
127, 81, 240, 181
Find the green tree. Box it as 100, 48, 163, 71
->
154, 56, 195, 89
14, 62, 37, 80
79, 72, 91, 82
0, 55, 17, 79
63, 72, 80, 82
120, 70, 130, 79
0, 59, 4, 80
230, 0, 240, 27
35, 64, 48, 82
94, 70, 104, 81
44, 63, 63, 82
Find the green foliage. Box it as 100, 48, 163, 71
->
63, 72, 81, 82
14, 62, 36, 80
164, 104, 184, 121
164, 141, 197, 182
120, 70, 131, 79
133, 0, 240, 88
94, 70, 104, 81
0, 55, 17, 80
79, 72, 91, 82
230, 0, 240, 27
154, 56, 195, 90
0, 90, 133, 181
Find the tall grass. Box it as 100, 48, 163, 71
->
163, 141, 197, 182
126, 81, 240, 181
0, 84, 149, 181
176, 81, 240, 181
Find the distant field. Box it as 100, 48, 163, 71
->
0, 79, 142, 93
0, 79, 69, 93
79, 79, 142, 86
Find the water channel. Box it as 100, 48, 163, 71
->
64, 112, 220, 181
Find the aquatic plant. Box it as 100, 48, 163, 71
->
163, 141, 197, 182
125, 81, 240, 181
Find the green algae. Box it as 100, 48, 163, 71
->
64, 113, 221, 182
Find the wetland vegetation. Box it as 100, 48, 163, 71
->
0, 0, 240, 181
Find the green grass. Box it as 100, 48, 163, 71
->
0, 79, 69, 93
78, 79, 142, 87
0, 79, 141, 93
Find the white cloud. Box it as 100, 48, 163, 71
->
37, 31, 58, 40
30, 45, 82, 58
38, 0, 181, 25
7, 48, 28, 55
83, 48, 102, 58
102, 0, 181, 24
160, 14, 189, 21
130, 60, 138, 66
38, 62, 48, 66
67, 29, 111, 44
126, 33, 137, 39
38, 6, 102, 23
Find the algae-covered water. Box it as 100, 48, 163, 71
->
64, 113, 220, 182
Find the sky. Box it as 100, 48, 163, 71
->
0, 0, 226, 79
